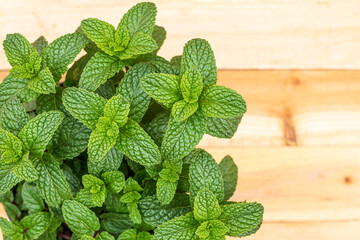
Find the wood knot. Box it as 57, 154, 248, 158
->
344, 176, 352, 184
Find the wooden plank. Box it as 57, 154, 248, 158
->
1, 0, 360, 69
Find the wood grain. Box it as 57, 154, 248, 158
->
1, 0, 360, 69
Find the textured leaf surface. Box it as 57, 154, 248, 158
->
0, 217, 22, 236
0, 98, 29, 136
145, 111, 170, 146
194, 188, 221, 222
21, 212, 50, 239
28, 67, 56, 94
156, 178, 177, 205
12, 156, 38, 181
117, 63, 155, 122
152, 25, 166, 52
88, 147, 123, 177
3, 33, 36, 66
200, 85, 246, 118
100, 213, 134, 234
181, 67, 203, 103
115, 119, 161, 166
62, 200, 100, 237
219, 156, 238, 201
32, 36, 48, 54
205, 116, 241, 139
219, 202, 264, 236
63, 87, 107, 129
118, 2, 157, 37
41, 33, 87, 81
154, 212, 199, 240
0, 161, 21, 193
33, 153, 72, 207
181, 39, 217, 86
140, 73, 181, 108
88, 124, 118, 163
189, 150, 224, 203
18, 111, 64, 157
119, 32, 158, 59
104, 95, 130, 127
79, 52, 124, 92
102, 171, 125, 194
36, 87, 68, 115
171, 100, 198, 121
161, 110, 206, 161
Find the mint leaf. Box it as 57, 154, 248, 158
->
63, 87, 107, 129
145, 111, 170, 146
62, 164, 82, 196
154, 212, 199, 240
115, 119, 161, 166
219, 156, 238, 201
117, 228, 137, 240
152, 25, 166, 52
79, 52, 124, 92
0, 77, 32, 108
21, 212, 51, 239
3, 33, 37, 66
236, 224, 261, 238
62, 200, 100, 237
161, 110, 206, 161
0, 128, 22, 155
48, 116, 91, 161
114, 24, 131, 52
180, 67, 203, 103
156, 178, 177, 205
0, 98, 29, 136
171, 100, 198, 121
0, 161, 21, 193
4, 202, 21, 220
117, 63, 155, 122
100, 213, 134, 234
104, 95, 130, 127
195, 220, 228, 239
78, 175, 107, 207
118, 2, 157, 37
205, 116, 241, 139
12, 156, 38, 181
32, 36, 48, 55
102, 171, 125, 194
95, 75, 120, 100
64, 54, 91, 88
96, 231, 115, 240
41, 33, 87, 82
18, 111, 64, 157
171, 55, 182, 74
200, 85, 246, 118
36, 87, 67, 115
81, 18, 116, 55
88, 147, 123, 177
119, 32, 158, 60
194, 188, 221, 222
0, 217, 22, 236
139, 194, 191, 228
33, 153, 72, 207
140, 73, 181, 108
28, 67, 56, 94
189, 150, 224, 203
219, 202, 264, 236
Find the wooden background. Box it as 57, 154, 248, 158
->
1, 0, 360, 239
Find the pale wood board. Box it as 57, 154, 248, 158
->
1, 0, 360, 70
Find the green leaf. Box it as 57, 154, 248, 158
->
9, 51, 41, 79
100, 213, 134, 234
12, 156, 38, 181
117, 228, 137, 240
156, 178, 177, 205
88, 147, 123, 177
161, 110, 206, 161
0, 98, 29, 136
180, 67, 203, 103
18, 111, 64, 157
4, 202, 21, 220
181, 38, 217, 86
79, 52, 124, 92
21, 212, 51, 239
80, 175, 107, 207
195, 220, 228, 239
123, 177, 143, 193
0, 217, 23, 236
115, 119, 161, 166
219, 156, 238, 201
118, 32, 158, 60
194, 188, 221, 222
154, 212, 199, 240
236, 224, 261, 238
62, 200, 100, 237
127, 202, 142, 224
27, 67, 56, 94
0, 76, 37, 108
81, 18, 116, 55
152, 25, 166, 52
95, 75, 120, 100
200, 85, 246, 118
0, 128, 22, 155
114, 24, 131, 52
104, 95, 130, 127
36, 87, 67, 115
102, 171, 125, 194
48, 116, 91, 161
140, 73, 181, 108
33, 153, 72, 207
62, 164, 82, 197
96, 231, 115, 240
41, 32, 87, 82
32, 36, 48, 55
205, 116, 241, 139
116, 63, 155, 122
171, 100, 198, 121
139, 194, 191, 228
0, 161, 21, 194
189, 150, 224, 203
76, 189, 96, 208
145, 111, 170, 146
3, 33, 36, 66
118, 2, 157, 37
63, 87, 107, 129
171, 55, 182, 74
64, 54, 92, 88
219, 202, 264, 236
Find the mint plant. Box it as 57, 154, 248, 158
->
0, 2, 263, 240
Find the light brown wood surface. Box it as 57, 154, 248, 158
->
1, 0, 360, 70
1, 70, 360, 239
